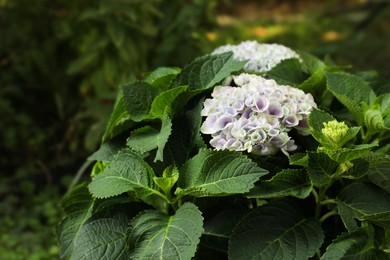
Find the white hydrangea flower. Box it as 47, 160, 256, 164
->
200, 73, 317, 156
212, 41, 300, 73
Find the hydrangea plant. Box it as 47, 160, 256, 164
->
57, 43, 390, 259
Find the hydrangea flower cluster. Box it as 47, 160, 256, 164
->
200, 73, 317, 156
212, 41, 300, 73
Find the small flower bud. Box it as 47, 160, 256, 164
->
321, 120, 349, 147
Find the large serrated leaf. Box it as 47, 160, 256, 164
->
145, 67, 181, 91
122, 81, 160, 122
326, 72, 376, 124
150, 85, 188, 119
128, 202, 203, 260
201, 208, 249, 252
267, 58, 308, 87
308, 108, 335, 147
171, 52, 246, 91
88, 136, 126, 162
88, 149, 158, 199
176, 149, 268, 197
127, 110, 172, 162
102, 91, 134, 142
325, 142, 378, 163
247, 169, 312, 199
321, 227, 388, 260
337, 182, 390, 231
168, 97, 205, 165
57, 183, 94, 258
364, 152, 390, 193
307, 152, 339, 185
71, 217, 130, 260
229, 199, 324, 260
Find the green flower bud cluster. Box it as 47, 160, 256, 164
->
321, 120, 349, 147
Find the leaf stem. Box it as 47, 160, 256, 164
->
311, 188, 319, 204
319, 210, 338, 224
320, 199, 337, 205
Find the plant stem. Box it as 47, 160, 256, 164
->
320, 210, 338, 224
320, 199, 337, 205
315, 187, 326, 221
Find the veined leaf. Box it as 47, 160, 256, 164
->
326, 72, 376, 124
153, 165, 179, 195
102, 91, 134, 142
308, 108, 335, 147
122, 81, 160, 122
229, 199, 324, 260
88, 149, 158, 200
176, 149, 268, 197
247, 169, 312, 199
128, 202, 203, 259
202, 208, 249, 252
88, 136, 126, 162
126, 110, 172, 162
57, 183, 94, 258
307, 152, 339, 185
145, 67, 180, 91
299, 51, 326, 74
289, 153, 308, 167
150, 85, 188, 119
168, 97, 205, 165
337, 182, 390, 231
71, 216, 129, 260
171, 52, 246, 91
321, 227, 388, 260
325, 142, 378, 163
267, 58, 308, 87
364, 152, 390, 193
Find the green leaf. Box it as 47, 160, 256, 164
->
298, 69, 327, 92
71, 216, 129, 260
321, 227, 388, 260
176, 149, 268, 197
202, 208, 249, 252
267, 58, 308, 87
107, 23, 125, 49
342, 159, 369, 179
171, 52, 246, 91
364, 152, 390, 193
307, 152, 339, 185
57, 183, 94, 258
247, 169, 312, 199
326, 72, 376, 124
308, 108, 335, 146
122, 81, 160, 122
299, 51, 326, 74
67, 51, 98, 74
88, 149, 158, 200
145, 67, 181, 91
363, 105, 386, 132
229, 199, 324, 260
128, 202, 203, 259
88, 137, 125, 162
150, 85, 188, 118
153, 165, 179, 195
102, 91, 134, 142
127, 110, 172, 162
337, 182, 390, 231
168, 97, 205, 165
289, 153, 308, 167
325, 142, 378, 163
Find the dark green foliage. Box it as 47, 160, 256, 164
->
0, 0, 218, 258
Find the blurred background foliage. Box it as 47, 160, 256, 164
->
0, 0, 389, 258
